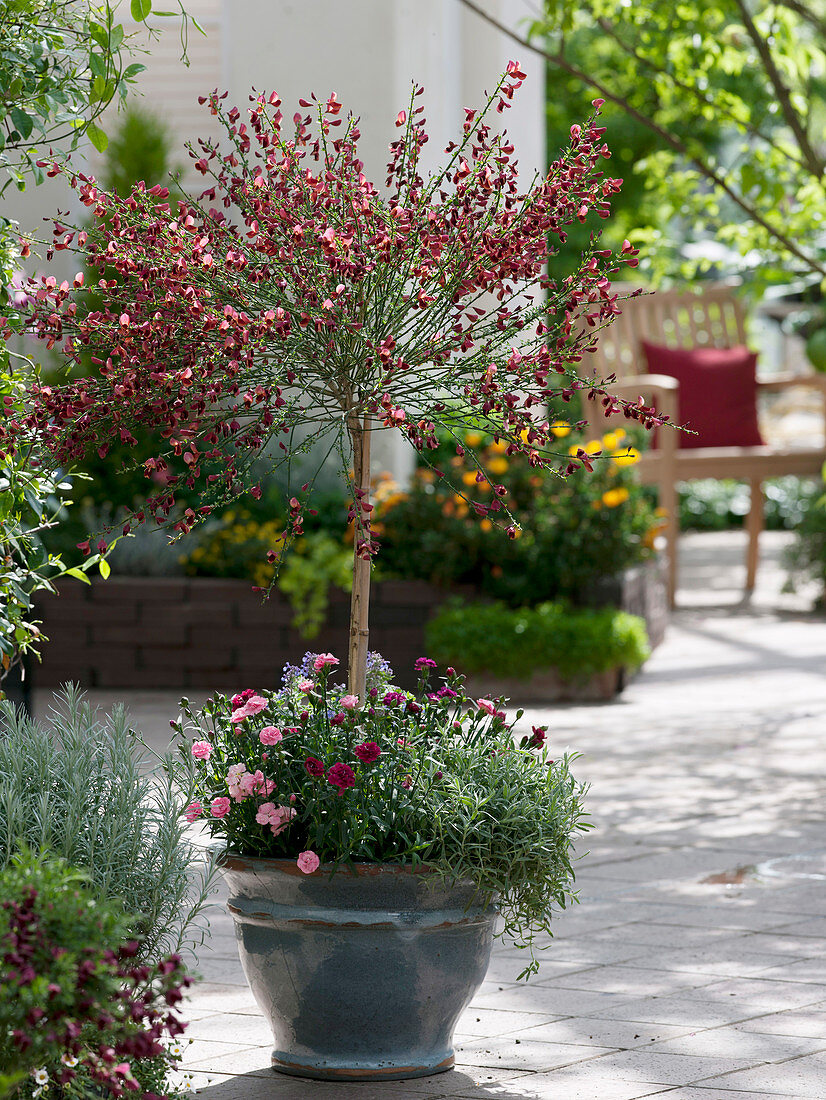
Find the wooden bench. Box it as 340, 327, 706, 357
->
586, 285, 826, 604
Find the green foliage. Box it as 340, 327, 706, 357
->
0, 366, 119, 683
784, 473, 826, 597
102, 105, 178, 199
426, 599, 650, 682
678, 476, 814, 532
0, 685, 212, 961
525, 0, 826, 290
278, 533, 353, 639
175, 655, 591, 976
376, 426, 659, 605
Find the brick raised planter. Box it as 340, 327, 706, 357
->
31, 557, 667, 696
32, 577, 450, 692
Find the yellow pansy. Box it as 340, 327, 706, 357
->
602, 487, 630, 508
602, 431, 619, 451
551, 420, 571, 438
612, 447, 640, 467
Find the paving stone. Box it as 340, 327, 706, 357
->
578, 1049, 756, 1084
710, 1053, 826, 1096
646, 1027, 826, 1062
456, 1036, 617, 1071
504, 1018, 695, 1050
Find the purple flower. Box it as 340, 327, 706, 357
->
415, 657, 437, 671
382, 691, 407, 707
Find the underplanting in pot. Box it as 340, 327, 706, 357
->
172, 652, 589, 1078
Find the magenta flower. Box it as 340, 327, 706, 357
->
211, 796, 231, 818
191, 740, 213, 760
327, 762, 356, 794
183, 800, 202, 823
330, 712, 346, 726
354, 741, 381, 764
297, 851, 320, 874
529, 725, 547, 749
340, 694, 359, 710
414, 657, 437, 671
230, 688, 257, 709
259, 726, 283, 745
305, 757, 325, 777
313, 653, 339, 672
382, 691, 407, 707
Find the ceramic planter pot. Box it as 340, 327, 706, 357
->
219, 854, 497, 1081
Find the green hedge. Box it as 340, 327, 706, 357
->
426, 600, 650, 682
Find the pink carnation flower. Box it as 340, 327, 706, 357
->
476, 698, 495, 715
297, 850, 320, 874
297, 679, 315, 694
244, 694, 268, 715
340, 694, 359, 710
259, 726, 283, 745
211, 796, 231, 818
183, 800, 202, 823
191, 740, 213, 760
226, 763, 248, 801
313, 653, 339, 672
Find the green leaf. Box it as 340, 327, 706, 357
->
63, 568, 91, 584
98, 558, 111, 579
131, 0, 152, 20
123, 63, 146, 80
110, 24, 125, 50
86, 123, 108, 153
9, 107, 32, 140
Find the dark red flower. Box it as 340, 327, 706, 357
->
326, 762, 356, 793
304, 757, 324, 777
354, 741, 381, 764
529, 725, 547, 748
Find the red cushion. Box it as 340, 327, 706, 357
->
641, 341, 765, 449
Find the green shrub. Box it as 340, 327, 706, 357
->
426, 600, 650, 682
0, 851, 190, 1100
677, 476, 813, 532
0, 686, 211, 962
784, 476, 826, 599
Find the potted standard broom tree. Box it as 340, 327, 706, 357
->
4, 64, 662, 1081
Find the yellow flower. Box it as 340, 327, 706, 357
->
568, 444, 581, 457
462, 470, 478, 486
417, 469, 435, 483
489, 439, 508, 454
612, 447, 640, 467
602, 431, 619, 451
551, 420, 571, 438
591, 499, 602, 510
480, 518, 492, 532
488, 457, 508, 475
584, 439, 602, 455
602, 487, 630, 508
465, 431, 483, 447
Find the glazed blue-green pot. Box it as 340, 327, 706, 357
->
219, 854, 497, 1081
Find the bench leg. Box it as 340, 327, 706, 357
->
746, 477, 764, 590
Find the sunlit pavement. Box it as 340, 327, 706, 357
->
34, 530, 826, 1099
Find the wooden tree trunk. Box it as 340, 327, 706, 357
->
347, 413, 372, 700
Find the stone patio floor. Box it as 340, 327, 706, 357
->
35, 530, 826, 1099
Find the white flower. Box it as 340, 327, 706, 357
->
32, 1088, 45, 1099
32, 1069, 49, 1085
60, 1053, 79, 1067
169, 1041, 185, 1057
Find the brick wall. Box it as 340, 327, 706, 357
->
31, 560, 667, 694
32, 578, 448, 692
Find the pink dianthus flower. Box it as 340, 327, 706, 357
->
191, 740, 213, 760
297, 850, 320, 874
476, 698, 495, 715
211, 796, 231, 818
259, 726, 283, 745
340, 694, 359, 710
183, 800, 202, 823
313, 653, 339, 672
